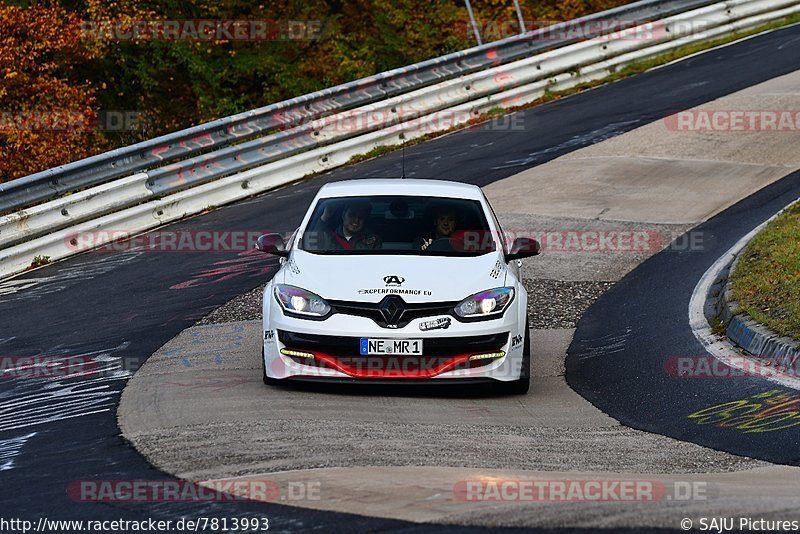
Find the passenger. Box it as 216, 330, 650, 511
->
413, 205, 459, 251
318, 200, 382, 250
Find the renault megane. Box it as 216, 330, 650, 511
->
255, 179, 540, 393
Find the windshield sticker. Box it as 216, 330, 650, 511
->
383, 275, 405, 286
358, 288, 432, 296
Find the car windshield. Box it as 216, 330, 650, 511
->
299, 195, 497, 256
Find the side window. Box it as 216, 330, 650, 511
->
298, 200, 335, 251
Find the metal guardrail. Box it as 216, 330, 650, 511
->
0, 0, 716, 215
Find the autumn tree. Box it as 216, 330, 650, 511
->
0, 4, 106, 182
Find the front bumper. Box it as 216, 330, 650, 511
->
278, 330, 508, 378
263, 292, 527, 382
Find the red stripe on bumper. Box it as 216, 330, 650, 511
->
291, 349, 477, 379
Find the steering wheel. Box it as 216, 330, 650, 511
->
425, 238, 454, 252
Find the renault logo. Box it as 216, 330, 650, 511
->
379, 295, 405, 326
383, 275, 405, 287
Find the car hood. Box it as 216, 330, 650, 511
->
281, 250, 508, 303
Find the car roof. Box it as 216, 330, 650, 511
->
317, 179, 484, 201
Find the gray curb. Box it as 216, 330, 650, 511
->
713, 245, 800, 371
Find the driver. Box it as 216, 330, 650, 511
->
413, 205, 459, 251
319, 200, 382, 250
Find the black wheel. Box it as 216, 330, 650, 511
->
262, 346, 280, 386
498, 319, 530, 395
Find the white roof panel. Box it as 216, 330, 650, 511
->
317, 179, 483, 200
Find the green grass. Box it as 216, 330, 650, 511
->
347, 144, 400, 164
30, 255, 51, 268
711, 315, 727, 336
730, 202, 800, 341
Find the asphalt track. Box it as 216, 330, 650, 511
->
1, 23, 800, 530
566, 168, 800, 465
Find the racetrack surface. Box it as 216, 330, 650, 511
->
566, 168, 800, 465
2, 23, 800, 530
117, 66, 800, 528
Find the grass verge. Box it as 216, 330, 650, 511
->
730, 201, 800, 341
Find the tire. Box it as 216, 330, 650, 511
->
498, 319, 531, 395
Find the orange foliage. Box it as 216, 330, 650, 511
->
0, 4, 107, 182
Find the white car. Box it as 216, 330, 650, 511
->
257, 179, 540, 394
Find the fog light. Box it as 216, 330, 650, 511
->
468, 351, 505, 361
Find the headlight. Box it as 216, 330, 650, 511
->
454, 287, 514, 319
274, 284, 331, 317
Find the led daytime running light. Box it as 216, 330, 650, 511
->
280, 348, 315, 359
468, 351, 505, 361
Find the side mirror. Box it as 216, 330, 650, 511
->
255, 233, 288, 257
506, 237, 540, 261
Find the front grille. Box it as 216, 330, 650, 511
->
278, 331, 508, 357
328, 296, 458, 328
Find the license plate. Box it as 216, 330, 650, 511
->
360, 338, 423, 356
